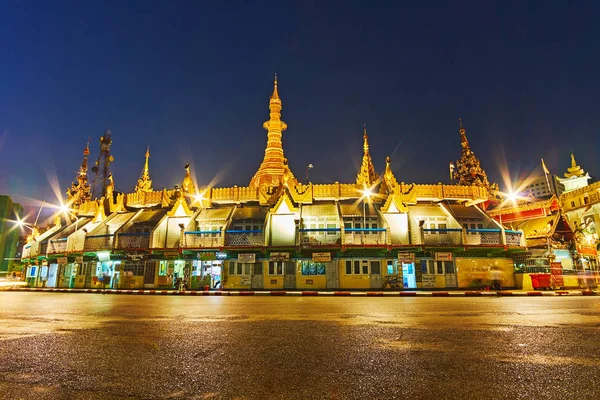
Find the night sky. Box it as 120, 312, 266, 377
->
1, 1, 599, 212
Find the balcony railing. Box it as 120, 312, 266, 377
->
464, 229, 503, 246
505, 230, 523, 246
298, 228, 341, 247
84, 234, 115, 251
421, 228, 463, 246
183, 231, 224, 248
225, 230, 265, 247
343, 228, 387, 245
47, 238, 68, 254
116, 232, 151, 249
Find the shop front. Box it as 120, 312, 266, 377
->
419, 252, 457, 289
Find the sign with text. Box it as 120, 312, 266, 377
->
312, 252, 331, 262
197, 252, 217, 261
240, 276, 251, 285
397, 252, 415, 263
75, 256, 84, 264
57, 257, 68, 264
576, 244, 598, 256
237, 253, 256, 263
270, 252, 290, 261
422, 274, 437, 288
435, 252, 453, 261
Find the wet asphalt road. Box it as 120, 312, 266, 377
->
0, 293, 599, 400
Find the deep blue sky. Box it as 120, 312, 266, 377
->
1, 1, 599, 209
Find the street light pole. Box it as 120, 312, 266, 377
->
306, 164, 313, 184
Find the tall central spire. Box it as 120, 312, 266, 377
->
250, 74, 295, 188
451, 118, 493, 188
356, 125, 378, 187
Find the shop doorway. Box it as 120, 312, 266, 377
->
47, 264, 59, 287
326, 262, 339, 288
251, 262, 264, 289
284, 262, 296, 289
369, 260, 383, 288
402, 262, 417, 288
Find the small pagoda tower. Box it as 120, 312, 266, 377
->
66, 140, 92, 207
134, 145, 153, 194
557, 152, 590, 193
249, 74, 296, 188
451, 119, 495, 189
356, 125, 378, 188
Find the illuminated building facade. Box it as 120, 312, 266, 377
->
21, 76, 546, 290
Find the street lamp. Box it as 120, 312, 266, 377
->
306, 164, 313, 184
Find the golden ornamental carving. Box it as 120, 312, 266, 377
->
182, 163, 195, 195
564, 152, 586, 178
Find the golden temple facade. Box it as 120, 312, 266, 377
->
20, 75, 598, 292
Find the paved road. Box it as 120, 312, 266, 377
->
0, 293, 599, 400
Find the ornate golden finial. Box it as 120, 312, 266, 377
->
571, 152, 577, 168
105, 172, 114, 200
271, 73, 280, 101
356, 125, 378, 187
182, 163, 196, 194
459, 117, 469, 148
135, 145, 153, 193
380, 155, 398, 193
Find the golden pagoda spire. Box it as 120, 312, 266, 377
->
250, 74, 295, 188
134, 145, 153, 193
451, 119, 494, 188
356, 125, 378, 187
564, 152, 585, 178
66, 139, 92, 206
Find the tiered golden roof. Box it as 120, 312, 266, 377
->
564, 152, 586, 178
451, 118, 494, 189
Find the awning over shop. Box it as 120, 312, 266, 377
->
196, 206, 234, 222
516, 215, 558, 239
121, 209, 166, 232
231, 205, 267, 221
339, 202, 378, 217
408, 205, 448, 218
302, 203, 339, 218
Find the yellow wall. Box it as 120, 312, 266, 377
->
296, 275, 326, 289
222, 275, 251, 290
455, 257, 516, 288
338, 260, 370, 289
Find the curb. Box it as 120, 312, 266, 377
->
3, 287, 599, 297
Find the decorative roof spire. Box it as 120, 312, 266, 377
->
459, 118, 469, 148
182, 163, 196, 195
451, 119, 495, 189
271, 73, 280, 102
356, 125, 379, 187
564, 152, 586, 178
250, 74, 295, 188
66, 139, 92, 207
134, 145, 153, 193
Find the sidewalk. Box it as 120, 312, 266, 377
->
3, 287, 599, 296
